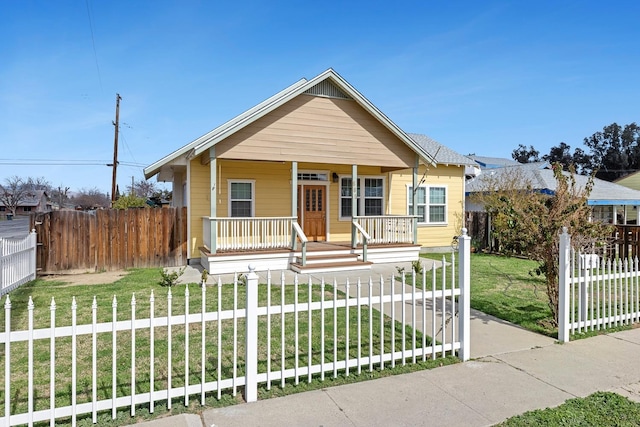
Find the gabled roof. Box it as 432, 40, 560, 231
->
466, 164, 640, 205
408, 133, 477, 166
145, 69, 436, 179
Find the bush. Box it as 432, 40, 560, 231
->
159, 267, 184, 287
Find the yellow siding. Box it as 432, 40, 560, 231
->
215, 95, 416, 168
189, 159, 211, 255
389, 164, 465, 248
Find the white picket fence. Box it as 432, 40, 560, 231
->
0, 230, 37, 295
559, 228, 640, 342
0, 232, 471, 426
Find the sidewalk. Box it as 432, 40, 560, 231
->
129, 265, 640, 427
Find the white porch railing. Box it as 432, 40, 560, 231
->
0, 231, 472, 425
203, 217, 295, 252
0, 230, 37, 295
353, 216, 416, 245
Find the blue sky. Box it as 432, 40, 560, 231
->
1, 1, 639, 194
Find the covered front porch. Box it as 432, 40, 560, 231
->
200, 214, 421, 274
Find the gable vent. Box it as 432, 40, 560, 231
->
304, 80, 352, 100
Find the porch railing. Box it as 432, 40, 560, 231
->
291, 222, 308, 266
353, 215, 416, 245
203, 217, 296, 252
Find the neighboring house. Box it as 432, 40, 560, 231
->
466, 160, 640, 224
466, 155, 520, 169
145, 69, 470, 273
0, 190, 52, 215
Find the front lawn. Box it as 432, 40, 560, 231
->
496, 392, 640, 426
422, 252, 555, 336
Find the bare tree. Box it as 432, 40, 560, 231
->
71, 188, 110, 210
0, 176, 34, 216
126, 179, 158, 199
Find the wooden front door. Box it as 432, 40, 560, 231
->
299, 185, 326, 241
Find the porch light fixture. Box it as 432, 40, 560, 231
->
332, 172, 339, 183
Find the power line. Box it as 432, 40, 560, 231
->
0, 159, 146, 167
85, 0, 103, 94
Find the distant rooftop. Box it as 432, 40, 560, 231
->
467, 155, 520, 169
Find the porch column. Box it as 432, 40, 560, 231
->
291, 161, 298, 217
351, 164, 358, 247
412, 157, 419, 245
209, 147, 217, 254
291, 161, 298, 250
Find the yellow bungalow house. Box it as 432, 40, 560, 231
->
144, 69, 474, 274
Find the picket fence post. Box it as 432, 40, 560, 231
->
558, 227, 571, 343
458, 228, 471, 361
245, 264, 259, 403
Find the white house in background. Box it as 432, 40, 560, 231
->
466, 161, 640, 224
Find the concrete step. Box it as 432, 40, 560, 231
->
290, 260, 373, 274
296, 253, 360, 265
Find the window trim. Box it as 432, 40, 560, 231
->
339, 175, 385, 220
227, 179, 255, 217
297, 169, 330, 182
407, 184, 448, 225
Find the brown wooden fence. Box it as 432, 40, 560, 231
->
31, 207, 187, 273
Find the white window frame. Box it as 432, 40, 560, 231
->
228, 179, 255, 217
407, 184, 448, 225
339, 175, 385, 220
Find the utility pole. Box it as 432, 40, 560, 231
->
111, 93, 122, 206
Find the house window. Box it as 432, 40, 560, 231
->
408, 186, 447, 224
23, 206, 32, 212
340, 177, 384, 218
228, 181, 254, 217
0, 206, 5, 212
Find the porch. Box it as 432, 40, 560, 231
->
200, 215, 420, 274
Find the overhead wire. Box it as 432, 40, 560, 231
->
85, 0, 103, 94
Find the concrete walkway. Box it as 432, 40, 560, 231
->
127, 265, 640, 427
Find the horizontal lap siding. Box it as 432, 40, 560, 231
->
219, 161, 291, 217
215, 95, 415, 168
190, 161, 210, 255
389, 165, 466, 248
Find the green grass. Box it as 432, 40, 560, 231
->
496, 392, 640, 426
0, 268, 456, 426
421, 252, 555, 336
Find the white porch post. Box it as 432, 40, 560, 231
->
209, 148, 217, 254
351, 164, 358, 247
291, 161, 298, 250
291, 161, 298, 217
412, 158, 419, 245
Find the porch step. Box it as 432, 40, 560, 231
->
295, 253, 359, 265
290, 259, 373, 274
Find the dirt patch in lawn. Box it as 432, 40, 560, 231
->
40, 270, 129, 286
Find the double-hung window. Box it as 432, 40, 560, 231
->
228, 180, 254, 217
340, 177, 384, 218
408, 185, 447, 224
